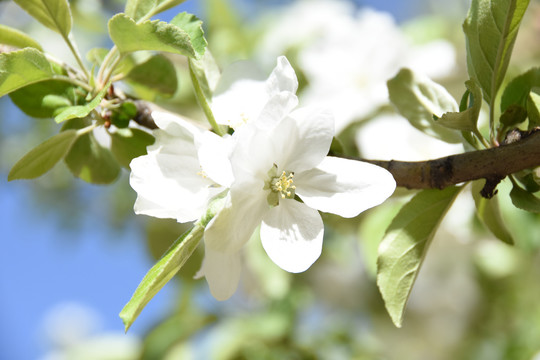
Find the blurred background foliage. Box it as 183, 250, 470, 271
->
1, 0, 540, 359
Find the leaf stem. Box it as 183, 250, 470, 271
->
52, 75, 93, 92
188, 60, 224, 136
97, 46, 121, 89
75, 123, 98, 137
62, 33, 90, 81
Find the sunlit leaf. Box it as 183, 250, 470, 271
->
500, 67, 540, 112
120, 193, 226, 332
437, 79, 483, 132
108, 13, 197, 58
125, 0, 186, 23
387, 68, 462, 143
472, 180, 514, 244
463, 0, 530, 105
8, 130, 78, 181
0, 24, 43, 51
0, 48, 54, 97
9, 80, 79, 118
510, 183, 540, 213
62, 118, 121, 184
170, 12, 207, 57
377, 186, 462, 327
13, 0, 72, 37
110, 128, 155, 168
54, 85, 108, 123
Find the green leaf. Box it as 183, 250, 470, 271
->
108, 13, 197, 58
527, 92, 540, 128
125, 54, 178, 99
125, 0, 186, 23
472, 180, 514, 244
377, 186, 462, 327
0, 24, 43, 51
437, 79, 483, 132
9, 80, 79, 118
120, 225, 203, 332
387, 68, 462, 143
509, 183, 540, 213
110, 128, 155, 168
0, 48, 54, 97
500, 67, 540, 112
8, 130, 78, 181
463, 0, 530, 105
170, 12, 207, 57
13, 0, 72, 37
54, 85, 108, 123
119, 193, 225, 332
62, 118, 121, 184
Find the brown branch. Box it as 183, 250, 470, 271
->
355, 129, 540, 193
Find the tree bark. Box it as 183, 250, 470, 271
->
354, 129, 540, 196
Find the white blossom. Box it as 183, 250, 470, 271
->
258, 1, 456, 133
129, 111, 232, 223
201, 96, 396, 300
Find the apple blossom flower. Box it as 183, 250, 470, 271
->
200, 100, 396, 300
129, 111, 232, 223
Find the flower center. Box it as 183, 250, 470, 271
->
272, 170, 296, 198
264, 164, 295, 206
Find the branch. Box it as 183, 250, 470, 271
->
356, 129, 540, 195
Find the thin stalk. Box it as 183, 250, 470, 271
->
97, 46, 119, 88
62, 33, 90, 81
100, 53, 124, 89
52, 75, 93, 92
188, 60, 224, 136
75, 122, 98, 137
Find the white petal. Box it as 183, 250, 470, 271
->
151, 111, 202, 138
255, 92, 298, 130
265, 56, 298, 96
229, 123, 276, 182
129, 146, 218, 223
295, 156, 396, 218
260, 199, 324, 273
271, 107, 334, 173
204, 189, 268, 253
199, 247, 242, 301
195, 131, 234, 187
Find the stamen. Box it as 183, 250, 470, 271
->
271, 171, 296, 200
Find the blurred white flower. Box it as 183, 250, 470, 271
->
356, 114, 463, 161
258, 0, 456, 133
201, 99, 396, 300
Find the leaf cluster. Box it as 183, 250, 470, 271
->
378, 0, 539, 327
